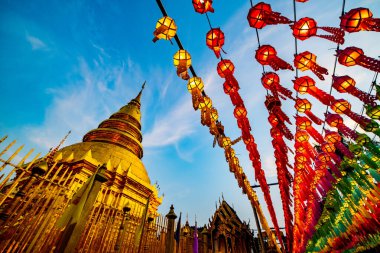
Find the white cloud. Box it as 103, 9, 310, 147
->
26, 34, 48, 50
143, 100, 197, 147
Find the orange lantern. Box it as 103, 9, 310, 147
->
255, 45, 294, 71
324, 129, 354, 159
321, 142, 336, 153
325, 113, 359, 141
199, 96, 213, 126
192, 0, 214, 14
331, 99, 351, 114
295, 130, 310, 143
261, 72, 293, 99
294, 51, 328, 80
223, 80, 243, 106
295, 116, 324, 144
187, 77, 204, 110
294, 98, 322, 125
198, 96, 212, 109
332, 75, 377, 106
206, 28, 225, 58
247, 2, 291, 29
217, 59, 235, 78
173, 49, 191, 80
153, 16, 177, 43
292, 17, 345, 44
217, 59, 239, 89
234, 105, 247, 119
293, 76, 335, 105
340, 8, 380, 33
337, 47, 380, 72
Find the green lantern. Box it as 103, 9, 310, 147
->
365, 105, 380, 120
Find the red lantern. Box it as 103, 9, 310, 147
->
294, 51, 328, 80
223, 81, 243, 106
324, 129, 354, 159
295, 0, 309, 2
217, 59, 235, 77
331, 99, 372, 129
261, 72, 294, 99
206, 28, 225, 58
332, 75, 377, 106
292, 17, 345, 44
337, 47, 380, 73
255, 45, 294, 71
217, 59, 239, 89
340, 8, 380, 33
294, 98, 322, 125
295, 116, 324, 144
192, 0, 214, 14
293, 76, 335, 105
325, 113, 359, 140
247, 2, 291, 29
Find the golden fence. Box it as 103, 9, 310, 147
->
0, 137, 170, 253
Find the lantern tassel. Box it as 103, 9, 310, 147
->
153, 26, 169, 42
306, 127, 324, 144
315, 34, 344, 44
305, 111, 323, 125
369, 168, 380, 182
310, 64, 328, 81
319, 26, 345, 37
309, 87, 335, 106
335, 142, 354, 159
266, 12, 292, 25
336, 124, 359, 140
362, 18, 380, 32
351, 88, 377, 107
345, 111, 371, 128
270, 58, 294, 71
358, 55, 380, 73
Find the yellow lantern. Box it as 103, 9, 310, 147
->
153, 16, 177, 42
187, 77, 204, 110
331, 99, 351, 114
222, 137, 231, 147
173, 49, 192, 80
187, 77, 204, 93
210, 108, 218, 121
198, 96, 212, 109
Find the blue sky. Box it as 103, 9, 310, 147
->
1, 0, 379, 230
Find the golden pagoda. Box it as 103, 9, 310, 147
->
0, 84, 164, 252
57, 83, 162, 213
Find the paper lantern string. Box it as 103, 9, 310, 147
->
332, 75, 377, 107
255, 45, 294, 71
247, 2, 292, 29
294, 51, 328, 80
291, 17, 345, 44
340, 7, 380, 33
337, 46, 380, 73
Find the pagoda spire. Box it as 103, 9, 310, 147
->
83, 83, 147, 158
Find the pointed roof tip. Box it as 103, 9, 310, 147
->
134, 81, 146, 103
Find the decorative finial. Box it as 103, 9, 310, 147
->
141, 80, 146, 91
221, 192, 224, 201
46, 130, 72, 166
